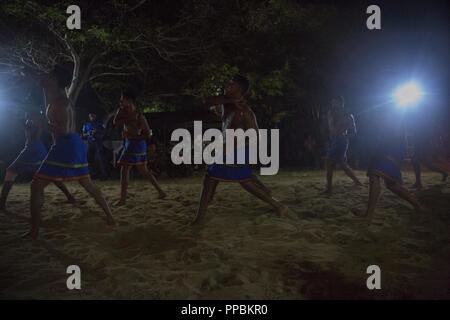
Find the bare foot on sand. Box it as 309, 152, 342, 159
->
350, 209, 373, 226
22, 229, 39, 240
158, 192, 167, 199
350, 208, 365, 217
414, 204, 431, 215
65, 197, 76, 204
190, 215, 208, 227
190, 219, 203, 227
0, 206, 11, 215
364, 216, 374, 226
276, 205, 296, 219
412, 182, 423, 190
106, 216, 116, 226
114, 199, 126, 207
411, 206, 432, 223
353, 182, 364, 188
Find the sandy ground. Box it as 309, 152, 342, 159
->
0, 170, 449, 299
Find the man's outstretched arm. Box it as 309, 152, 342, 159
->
138, 113, 151, 139
346, 114, 357, 137
203, 95, 238, 107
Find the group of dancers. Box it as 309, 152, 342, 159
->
0, 70, 449, 239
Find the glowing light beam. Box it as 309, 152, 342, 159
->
393, 81, 423, 107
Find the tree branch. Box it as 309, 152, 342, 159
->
126, 0, 149, 12
89, 72, 135, 82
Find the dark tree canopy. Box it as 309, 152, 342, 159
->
1, 0, 447, 166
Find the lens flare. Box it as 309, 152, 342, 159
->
393, 82, 423, 107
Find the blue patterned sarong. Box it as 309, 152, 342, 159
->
117, 138, 147, 166
368, 139, 406, 184
34, 133, 90, 181
206, 145, 253, 182
7, 141, 48, 175
326, 136, 349, 164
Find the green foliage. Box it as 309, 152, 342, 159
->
185, 64, 240, 97
248, 63, 292, 100
142, 99, 177, 113
1, 0, 343, 131
86, 26, 111, 44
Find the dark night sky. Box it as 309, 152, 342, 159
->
323, 0, 449, 151
328, 0, 448, 106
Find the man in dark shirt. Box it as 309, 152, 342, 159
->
82, 113, 108, 180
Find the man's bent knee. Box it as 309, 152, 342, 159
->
78, 177, 92, 187
31, 178, 48, 192
384, 179, 396, 189
4, 170, 17, 182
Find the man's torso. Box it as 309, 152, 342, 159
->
329, 110, 352, 139
122, 111, 145, 139
222, 102, 256, 132
46, 97, 75, 137
24, 120, 41, 144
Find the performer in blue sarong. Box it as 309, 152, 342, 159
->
117, 138, 148, 166
113, 88, 166, 206
0, 112, 75, 211
35, 133, 90, 181
193, 75, 288, 225
23, 69, 115, 239
410, 121, 449, 189
363, 120, 425, 225
323, 96, 363, 195
206, 144, 253, 182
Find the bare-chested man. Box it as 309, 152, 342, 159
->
410, 123, 449, 189
323, 96, 362, 194
113, 88, 166, 206
364, 117, 426, 225
24, 69, 115, 239
0, 111, 75, 212
192, 75, 288, 224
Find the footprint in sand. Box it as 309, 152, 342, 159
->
332, 230, 356, 244
49, 233, 71, 241
411, 228, 435, 241
297, 210, 318, 219
173, 195, 187, 201
218, 272, 246, 287
74, 200, 88, 206
161, 203, 175, 209
301, 228, 325, 242
181, 200, 196, 206
401, 241, 420, 251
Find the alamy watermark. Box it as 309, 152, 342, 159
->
171, 121, 279, 175
66, 265, 81, 290
66, 5, 381, 31
366, 5, 381, 30
366, 265, 381, 290
66, 5, 81, 30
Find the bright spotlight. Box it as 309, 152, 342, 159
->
393, 81, 423, 107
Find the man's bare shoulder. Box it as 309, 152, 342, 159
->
243, 102, 255, 114
241, 103, 258, 128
